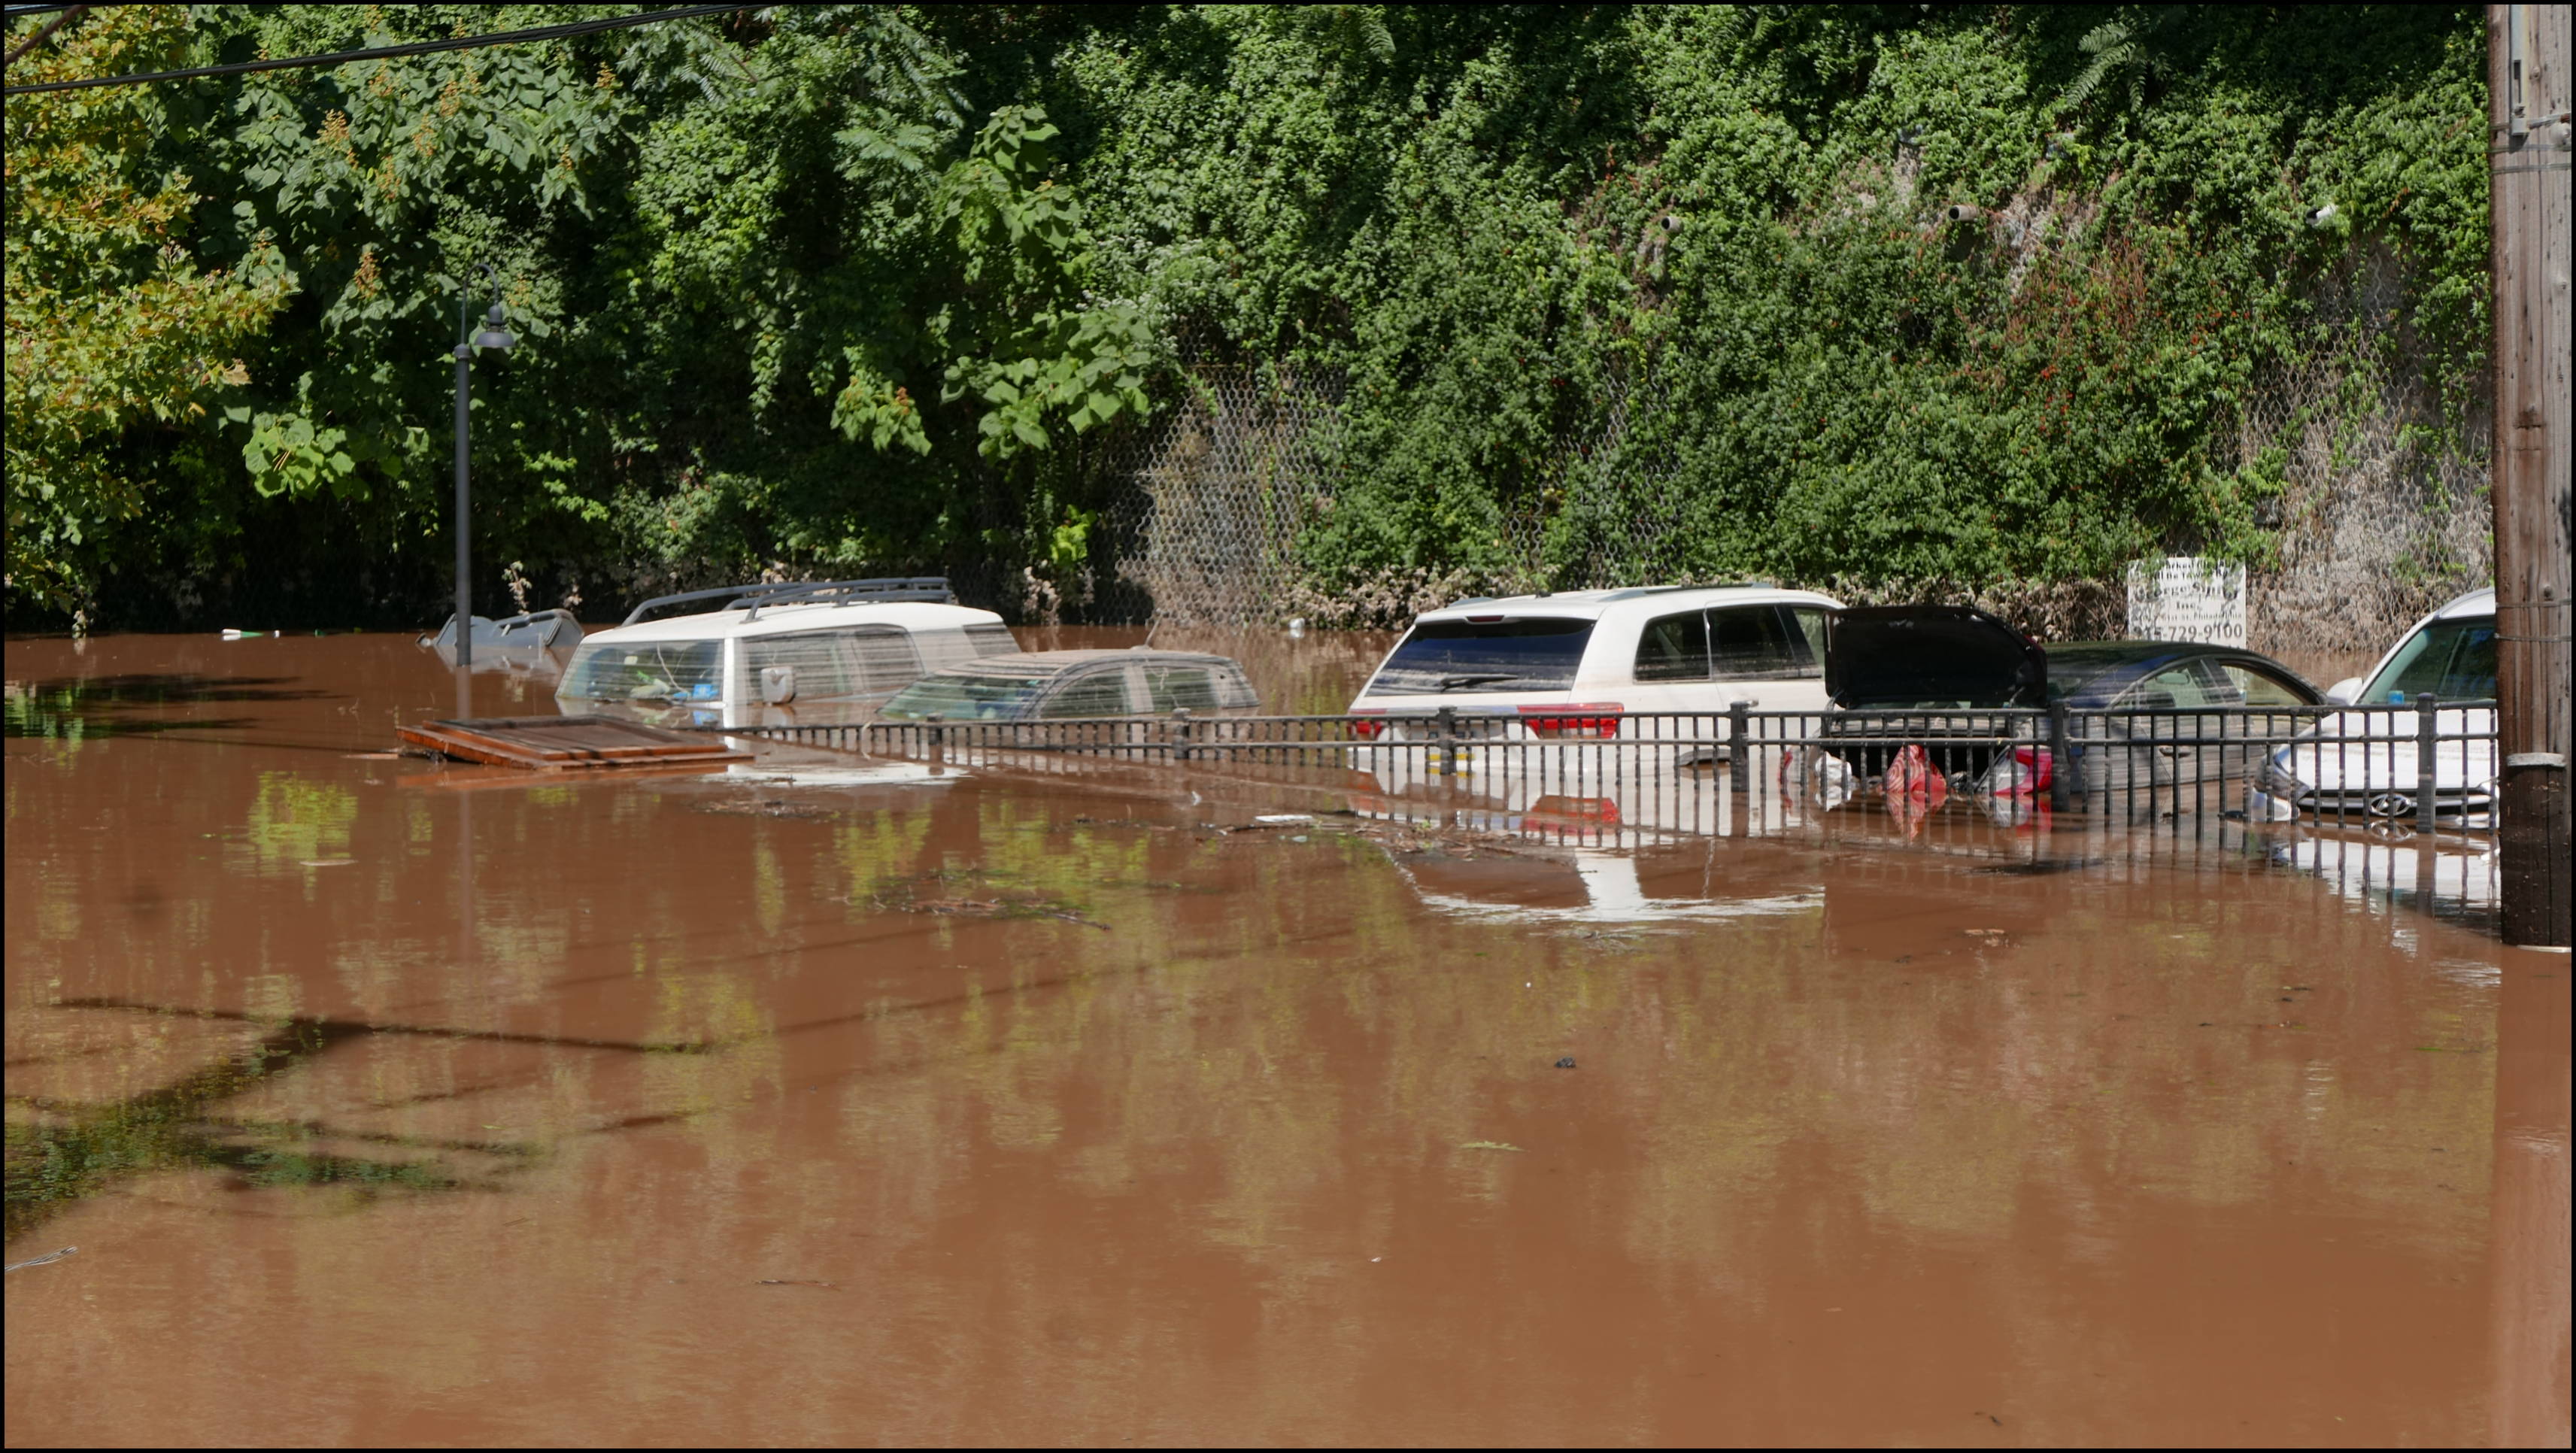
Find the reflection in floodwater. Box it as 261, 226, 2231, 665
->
1391, 844, 1822, 926
8, 1003, 532, 1242
5, 632, 2566, 1446
2265, 827, 2498, 923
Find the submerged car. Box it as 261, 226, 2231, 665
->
1819, 606, 2047, 782
1821, 606, 2322, 801
876, 649, 1259, 721
1348, 584, 1844, 735
421, 608, 583, 677
2249, 587, 2498, 823
556, 578, 1014, 727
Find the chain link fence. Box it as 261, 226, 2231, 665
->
1091, 256, 2490, 648
1093, 366, 1346, 626
2227, 243, 2493, 675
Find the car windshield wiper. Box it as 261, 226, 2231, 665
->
1434, 673, 1521, 690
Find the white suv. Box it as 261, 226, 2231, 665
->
557, 578, 1015, 727
1347, 584, 1844, 731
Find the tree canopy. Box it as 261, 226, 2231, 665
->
4, 4, 2490, 628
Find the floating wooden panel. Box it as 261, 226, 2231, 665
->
396, 714, 749, 771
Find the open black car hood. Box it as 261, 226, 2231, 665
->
1825, 606, 2047, 708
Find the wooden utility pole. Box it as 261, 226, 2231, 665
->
2490, 5, 2572, 948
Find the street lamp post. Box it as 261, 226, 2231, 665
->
451, 263, 516, 670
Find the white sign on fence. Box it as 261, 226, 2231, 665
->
2126, 557, 2247, 647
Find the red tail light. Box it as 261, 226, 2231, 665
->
1351, 718, 1386, 739
1518, 704, 1623, 739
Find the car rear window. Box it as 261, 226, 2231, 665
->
1364, 617, 1594, 696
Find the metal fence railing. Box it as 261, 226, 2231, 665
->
721, 696, 2499, 847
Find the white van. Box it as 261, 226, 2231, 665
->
556, 578, 1015, 728
1347, 584, 1844, 733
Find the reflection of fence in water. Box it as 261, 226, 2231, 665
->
727, 701, 2499, 851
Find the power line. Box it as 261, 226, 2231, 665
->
2, 2, 80, 69
4, 4, 764, 96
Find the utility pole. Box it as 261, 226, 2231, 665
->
449, 265, 515, 676
454, 338, 474, 671
2490, 4, 2572, 948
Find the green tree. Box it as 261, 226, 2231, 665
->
5, 5, 288, 617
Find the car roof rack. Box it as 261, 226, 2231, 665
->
1596, 580, 1776, 602
621, 577, 954, 627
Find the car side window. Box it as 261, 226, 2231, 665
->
1634, 611, 1709, 682
1786, 608, 1829, 676
2220, 663, 2306, 707
1212, 666, 1260, 709
844, 626, 924, 693
742, 632, 860, 700
2131, 660, 2228, 709
1709, 606, 1812, 680
1040, 670, 1130, 718
1143, 665, 1218, 711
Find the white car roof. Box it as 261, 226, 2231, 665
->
575, 599, 1003, 646
1411, 584, 1842, 623
2429, 587, 2496, 620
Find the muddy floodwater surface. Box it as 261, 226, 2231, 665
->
6, 632, 2569, 1447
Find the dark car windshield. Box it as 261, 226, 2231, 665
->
2361, 617, 2497, 702
1364, 617, 1594, 696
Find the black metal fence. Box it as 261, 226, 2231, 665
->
723, 696, 2499, 845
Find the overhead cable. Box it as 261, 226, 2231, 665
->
4, 4, 763, 96
2, 2, 80, 69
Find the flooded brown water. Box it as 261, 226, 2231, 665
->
6, 633, 2568, 1447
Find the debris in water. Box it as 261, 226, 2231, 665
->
872, 876, 1110, 930
694, 796, 839, 820
1458, 1141, 1526, 1153
755, 1279, 841, 1290
1554, 1057, 1577, 1069
6, 1247, 77, 1273
396, 715, 748, 772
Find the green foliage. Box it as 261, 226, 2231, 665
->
4, 5, 289, 614
1, 5, 2493, 626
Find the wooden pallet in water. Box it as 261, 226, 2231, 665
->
396, 714, 749, 771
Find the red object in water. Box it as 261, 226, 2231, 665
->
1528, 794, 1622, 825
1883, 743, 1950, 810
2000, 745, 2053, 795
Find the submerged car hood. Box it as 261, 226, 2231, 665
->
1825, 606, 2047, 708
